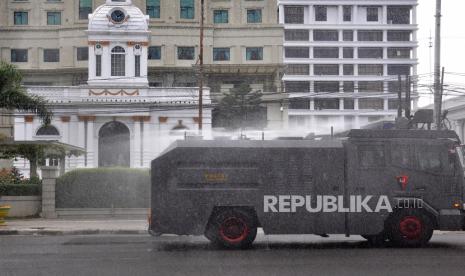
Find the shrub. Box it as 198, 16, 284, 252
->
0, 183, 41, 196
56, 167, 150, 208
0, 167, 41, 196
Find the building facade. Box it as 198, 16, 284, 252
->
278, 0, 418, 134
11, 0, 213, 176
0, 0, 285, 129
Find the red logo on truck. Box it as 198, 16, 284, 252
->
396, 175, 409, 191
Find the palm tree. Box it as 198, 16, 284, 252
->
0, 61, 52, 124
1, 61, 52, 177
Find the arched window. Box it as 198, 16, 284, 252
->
172, 120, 188, 131
36, 125, 60, 136
111, 46, 125, 76
170, 120, 189, 136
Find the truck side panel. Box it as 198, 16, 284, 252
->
151, 142, 346, 236
258, 147, 346, 234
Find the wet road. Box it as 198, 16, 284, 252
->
1, 233, 465, 276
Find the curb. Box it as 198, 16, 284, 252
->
0, 229, 148, 236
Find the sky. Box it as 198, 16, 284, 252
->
416, 0, 465, 106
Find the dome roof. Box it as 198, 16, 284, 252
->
88, 0, 149, 38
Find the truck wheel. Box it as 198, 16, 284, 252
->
205, 209, 257, 249
389, 209, 434, 247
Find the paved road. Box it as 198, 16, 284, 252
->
2, 233, 465, 276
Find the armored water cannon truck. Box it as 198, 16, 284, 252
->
149, 128, 465, 248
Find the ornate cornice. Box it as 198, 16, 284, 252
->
88, 89, 139, 96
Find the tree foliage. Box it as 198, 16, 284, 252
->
214, 83, 266, 130
0, 61, 52, 124
0, 143, 71, 178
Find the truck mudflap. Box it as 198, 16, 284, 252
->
438, 209, 465, 230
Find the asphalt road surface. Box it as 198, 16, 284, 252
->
2, 233, 465, 276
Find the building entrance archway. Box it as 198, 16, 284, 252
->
98, 121, 130, 167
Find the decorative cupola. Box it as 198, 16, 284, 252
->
87, 0, 150, 87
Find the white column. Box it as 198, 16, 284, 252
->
382, 5, 388, 24
88, 45, 95, 79
337, 5, 343, 24
57, 119, 67, 144
278, 5, 284, 24
87, 120, 94, 167
68, 116, 79, 170
353, 5, 358, 24
308, 5, 314, 23
14, 116, 25, 140
127, 45, 135, 77
25, 118, 33, 140
133, 119, 141, 168
412, 5, 417, 25
77, 119, 85, 168
142, 119, 151, 167
141, 46, 148, 79
102, 45, 111, 79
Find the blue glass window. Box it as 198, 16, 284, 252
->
14, 11, 28, 25
180, 0, 194, 19
79, 0, 92, 20
247, 9, 262, 23
213, 48, 230, 61
148, 46, 161, 60
47, 12, 61, 25
178, 47, 195, 60
147, 0, 160, 19
11, 49, 28, 63
44, 49, 60, 62
213, 10, 228, 23
246, 47, 263, 61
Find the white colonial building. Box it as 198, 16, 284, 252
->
14, 0, 211, 176
278, 0, 418, 134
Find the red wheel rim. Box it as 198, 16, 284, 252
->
219, 217, 249, 243
399, 216, 423, 240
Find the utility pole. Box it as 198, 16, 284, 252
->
198, 0, 205, 131
405, 75, 411, 119
397, 75, 403, 119
434, 0, 442, 129
438, 67, 445, 129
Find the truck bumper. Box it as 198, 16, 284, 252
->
438, 209, 465, 230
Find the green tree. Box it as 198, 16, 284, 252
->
0, 143, 71, 178
214, 83, 265, 130
0, 61, 52, 124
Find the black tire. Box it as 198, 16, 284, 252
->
361, 233, 388, 246
388, 209, 434, 247
205, 208, 257, 249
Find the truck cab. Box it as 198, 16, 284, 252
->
345, 129, 465, 237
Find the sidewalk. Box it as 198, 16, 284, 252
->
0, 218, 461, 236
0, 218, 148, 236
